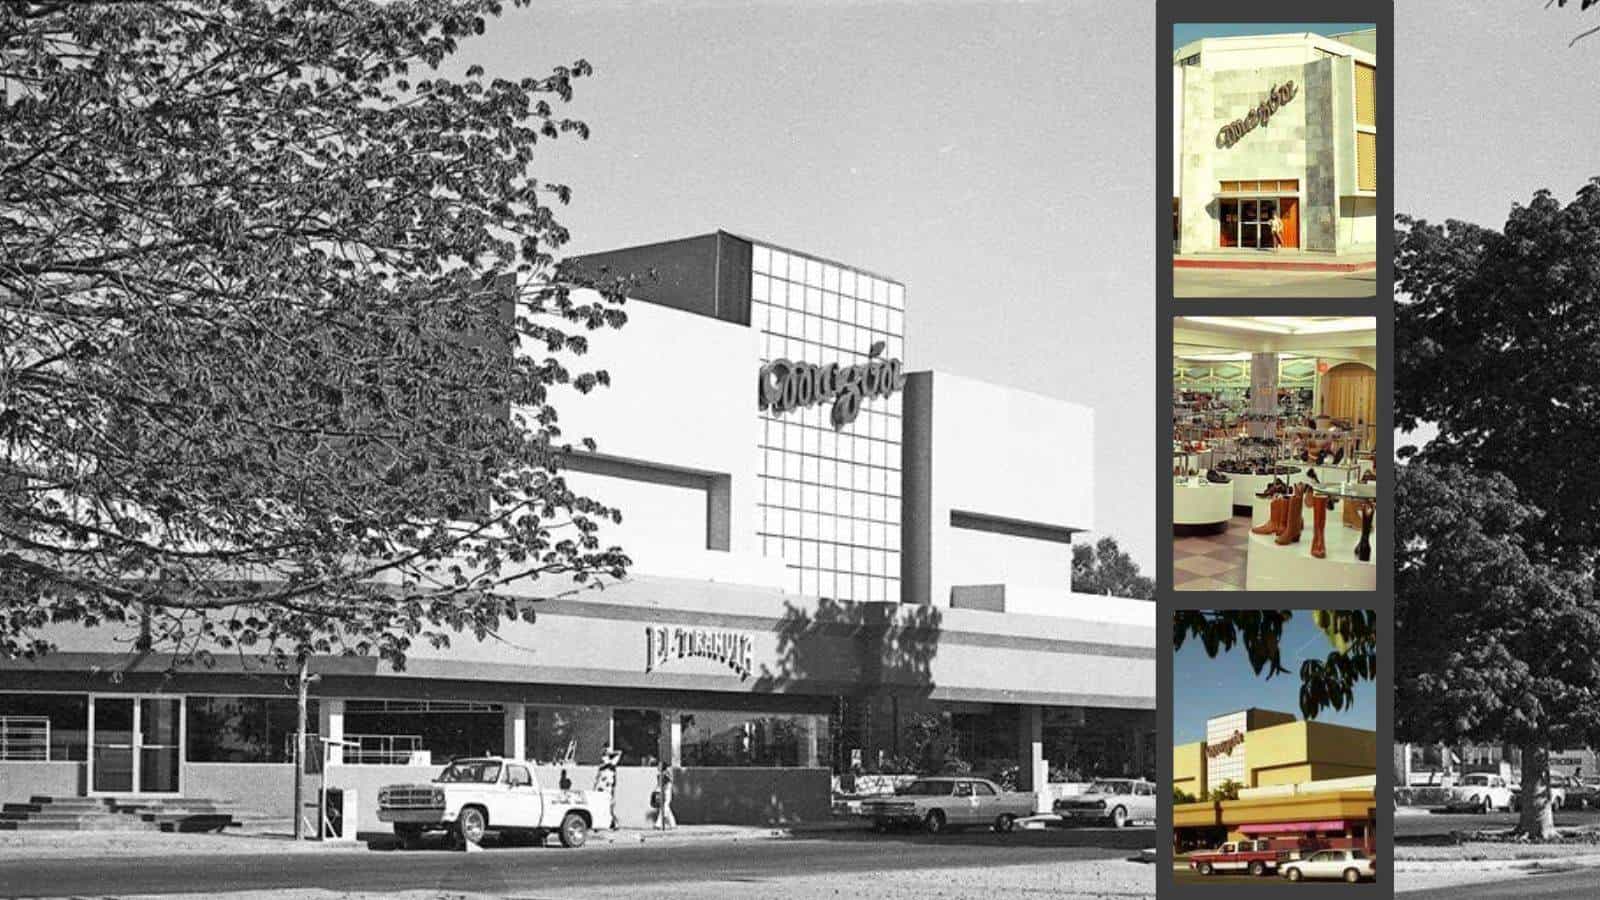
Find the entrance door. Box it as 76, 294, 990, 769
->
1279, 197, 1300, 249
89, 695, 182, 795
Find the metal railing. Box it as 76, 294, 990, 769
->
0, 716, 50, 761
343, 733, 426, 765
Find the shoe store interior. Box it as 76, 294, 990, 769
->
1172, 316, 1378, 592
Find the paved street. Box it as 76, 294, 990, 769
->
1174, 867, 1370, 886
0, 828, 1153, 898
1400, 866, 1598, 898
1173, 266, 1378, 297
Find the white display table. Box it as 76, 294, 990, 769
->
1245, 515, 1377, 591
1226, 470, 1303, 509
1174, 479, 1233, 526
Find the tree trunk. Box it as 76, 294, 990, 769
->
1515, 741, 1557, 840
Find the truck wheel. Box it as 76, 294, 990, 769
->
455, 806, 488, 848
394, 824, 423, 850
1343, 868, 1361, 883
558, 812, 589, 848
1249, 860, 1265, 877
1110, 805, 1128, 828
993, 813, 1016, 833
1198, 862, 1213, 876
922, 809, 946, 835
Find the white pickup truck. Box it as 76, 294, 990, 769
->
378, 757, 605, 849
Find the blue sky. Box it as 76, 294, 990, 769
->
1174, 22, 1375, 45
1173, 611, 1377, 745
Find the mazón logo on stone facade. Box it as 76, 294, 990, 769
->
1215, 81, 1298, 149
757, 340, 906, 430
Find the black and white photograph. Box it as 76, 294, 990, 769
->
0, 2, 1161, 899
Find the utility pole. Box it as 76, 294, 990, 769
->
293, 656, 311, 840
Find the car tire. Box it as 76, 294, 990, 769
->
922, 809, 946, 835
1110, 805, 1128, 828
454, 806, 488, 849
1343, 868, 1361, 883
394, 824, 423, 850
993, 814, 1016, 833
558, 812, 589, 849
1198, 862, 1213, 876
1286, 867, 1303, 882
1249, 860, 1266, 877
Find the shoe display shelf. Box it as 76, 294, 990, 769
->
1228, 465, 1307, 510
1245, 513, 1377, 591
1174, 476, 1233, 526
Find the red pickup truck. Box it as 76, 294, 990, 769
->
1188, 839, 1287, 877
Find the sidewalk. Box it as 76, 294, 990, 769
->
0, 821, 871, 860
1173, 249, 1377, 272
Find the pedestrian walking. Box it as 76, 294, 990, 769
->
594, 746, 622, 830
654, 760, 677, 830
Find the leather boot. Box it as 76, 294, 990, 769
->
1276, 486, 1305, 545
1252, 496, 1285, 535
1310, 495, 1328, 558
1355, 503, 1374, 562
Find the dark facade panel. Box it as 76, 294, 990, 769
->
899, 372, 934, 606
568, 231, 752, 327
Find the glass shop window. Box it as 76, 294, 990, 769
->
679, 710, 827, 767
612, 709, 662, 766
526, 705, 612, 765
0, 693, 87, 761
186, 695, 313, 764
342, 699, 504, 765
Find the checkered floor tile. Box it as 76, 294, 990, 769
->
1173, 514, 1251, 591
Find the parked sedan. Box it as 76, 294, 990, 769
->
1280, 849, 1376, 883
1053, 778, 1157, 828
1441, 773, 1515, 813
857, 777, 1035, 834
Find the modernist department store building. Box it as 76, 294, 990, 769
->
0, 232, 1155, 830
1172, 28, 1378, 255
1173, 708, 1377, 853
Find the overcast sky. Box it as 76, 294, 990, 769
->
454, 1, 1600, 576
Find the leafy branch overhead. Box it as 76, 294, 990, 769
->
0, 1, 633, 670
1172, 609, 1377, 720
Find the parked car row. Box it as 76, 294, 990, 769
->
855, 776, 1158, 833
1439, 772, 1600, 813
1187, 840, 1376, 883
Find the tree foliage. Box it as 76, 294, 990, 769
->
1395, 460, 1600, 838
1395, 180, 1600, 560
1072, 536, 1154, 601
1172, 609, 1377, 720
0, 1, 631, 670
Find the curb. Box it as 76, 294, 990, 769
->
1395, 852, 1600, 873
1173, 258, 1377, 273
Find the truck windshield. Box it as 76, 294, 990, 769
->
434, 761, 503, 784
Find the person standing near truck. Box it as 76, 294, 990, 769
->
594, 746, 622, 829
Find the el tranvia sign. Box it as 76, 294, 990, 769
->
1216, 80, 1297, 149
758, 341, 906, 430
646, 626, 755, 681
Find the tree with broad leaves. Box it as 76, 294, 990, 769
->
1172, 609, 1377, 721
1549, 0, 1600, 47
1395, 461, 1600, 840
0, 0, 633, 673
1072, 536, 1154, 600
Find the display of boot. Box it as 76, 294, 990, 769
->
1332, 446, 1345, 465
1205, 468, 1230, 484
1303, 467, 1319, 483
1275, 486, 1306, 545
1252, 496, 1286, 536
1355, 503, 1374, 562
1315, 448, 1330, 465
1309, 495, 1328, 559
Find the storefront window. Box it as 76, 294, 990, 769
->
679, 710, 826, 767
0, 693, 87, 761
342, 700, 503, 765
526, 705, 611, 765
186, 696, 312, 764
611, 709, 661, 766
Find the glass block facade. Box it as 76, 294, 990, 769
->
1206, 710, 1249, 788
750, 243, 905, 603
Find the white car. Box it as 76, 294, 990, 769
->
857, 777, 1035, 834
1052, 778, 1157, 828
1442, 773, 1515, 813
378, 757, 604, 849
1280, 848, 1376, 883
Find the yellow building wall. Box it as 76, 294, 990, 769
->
1173, 741, 1206, 798
1242, 720, 1376, 787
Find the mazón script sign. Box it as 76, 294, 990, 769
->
758, 341, 906, 430
1216, 81, 1297, 149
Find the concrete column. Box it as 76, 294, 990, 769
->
661, 710, 682, 767
1018, 705, 1047, 813
803, 715, 820, 768
318, 698, 345, 766
503, 703, 526, 759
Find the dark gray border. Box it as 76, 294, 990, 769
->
1157, 2, 1394, 897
